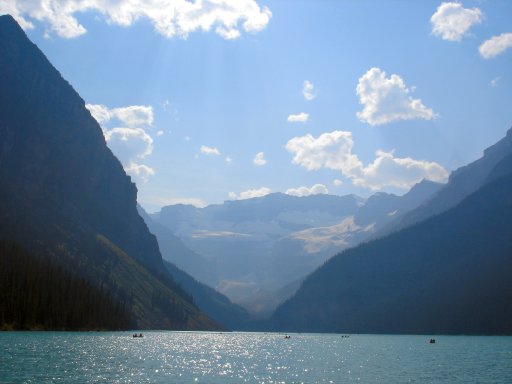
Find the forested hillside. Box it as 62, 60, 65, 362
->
271, 153, 512, 334
0, 241, 130, 330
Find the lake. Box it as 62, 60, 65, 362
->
0, 332, 510, 383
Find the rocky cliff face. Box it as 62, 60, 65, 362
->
0, 14, 162, 273
0, 14, 218, 330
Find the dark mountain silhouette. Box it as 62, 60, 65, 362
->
271, 133, 512, 334
0, 14, 218, 330
381, 128, 512, 235
0, 241, 130, 330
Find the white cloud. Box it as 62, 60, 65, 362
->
104, 127, 154, 161
86, 104, 111, 124
228, 187, 271, 200
1, 0, 272, 39
104, 127, 155, 183
156, 130, 164, 136
479, 33, 512, 59
0, 2, 33, 30
430, 2, 483, 42
351, 150, 449, 190
253, 151, 267, 166
356, 67, 436, 126
287, 112, 309, 123
124, 162, 155, 182
200, 145, 221, 156
333, 179, 343, 186
111, 105, 154, 127
285, 131, 362, 175
86, 104, 154, 127
86, 103, 156, 182
303, 80, 316, 101
286, 130, 448, 191
225, 157, 233, 164
216, 27, 241, 40
286, 184, 328, 197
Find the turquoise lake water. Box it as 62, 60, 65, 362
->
0, 332, 510, 383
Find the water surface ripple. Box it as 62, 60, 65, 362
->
0, 332, 510, 383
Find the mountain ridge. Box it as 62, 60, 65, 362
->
380, 127, 512, 236
0, 14, 219, 330
270, 128, 512, 334
151, 182, 443, 314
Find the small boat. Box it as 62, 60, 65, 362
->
429, 338, 436, 344
133, 333, 144, 338
284, 335, 291, 339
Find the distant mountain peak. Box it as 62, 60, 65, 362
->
0, 14, 19, 27
404, 178, 443, 198
481, 125, 512, 159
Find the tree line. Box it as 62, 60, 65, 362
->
0, 241, 132, 330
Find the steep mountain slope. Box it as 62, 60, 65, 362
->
382, 128, 512, 234
271, 148, 512, 334
271, 181, 444, 284
0, 15, 218, 330
152, 184, 442, 314
0, 241, 130, 331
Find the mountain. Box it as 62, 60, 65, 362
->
0, 241, 130, 330
138, 206, 255, 329
152, 184, 442, 314
153, 193, 362, 312
0, 14, 218, 331
138, 205, 216, 286
163, 261, 257, 330
271, 134, 512, 334
381, 128, 512, 235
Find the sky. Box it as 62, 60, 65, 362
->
2, 0, 512, 212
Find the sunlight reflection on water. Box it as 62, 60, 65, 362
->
0, 332, 511, 383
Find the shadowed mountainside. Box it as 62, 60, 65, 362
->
271, 140, 512, 335
0, 241, 131, 330
0, 14, 219, 331
379, 128, 512, 237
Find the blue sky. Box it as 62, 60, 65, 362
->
3, 0, 512, 212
